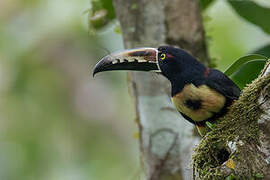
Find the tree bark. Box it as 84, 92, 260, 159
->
112, 0, 209, 179
192, 60, 270, 179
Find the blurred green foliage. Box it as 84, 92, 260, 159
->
199, 0, 215, 10
254, 44, 270, 57
228, 0, 270, 34
0, 1, 138, 180
204, 0, 270, 70
89, 0, 116, 29
0, 0, 270, 180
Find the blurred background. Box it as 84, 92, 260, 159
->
0, 0, 269, 180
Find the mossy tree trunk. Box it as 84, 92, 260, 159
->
193, 61, 270, 179
112, 0, 209, 179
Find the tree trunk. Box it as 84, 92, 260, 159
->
112, 0, 209, 179
192, 61, 270, 179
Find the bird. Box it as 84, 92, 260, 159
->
93, 46, 241, 136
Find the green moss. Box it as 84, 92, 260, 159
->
192, 61, 270, 179
225, 174, 238, 180
254, 173, 264, 179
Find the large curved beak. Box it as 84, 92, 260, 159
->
93, 48, 160, 76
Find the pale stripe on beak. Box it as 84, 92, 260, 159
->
93, 48, 161, 76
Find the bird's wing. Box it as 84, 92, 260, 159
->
203, 69, 241, 100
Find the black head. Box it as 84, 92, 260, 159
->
156, 46, 205, 82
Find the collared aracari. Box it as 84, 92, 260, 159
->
93, 46, 241, 136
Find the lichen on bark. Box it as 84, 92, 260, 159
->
193, 60, 270, 179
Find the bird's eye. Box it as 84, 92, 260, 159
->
160, 53, 166, 60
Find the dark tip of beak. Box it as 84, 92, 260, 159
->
92, 55, 111, 77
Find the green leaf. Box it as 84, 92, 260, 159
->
253, 44, 270, 58
89, 0, 116, 30
225, 54, 268, 89
224, 54, 267, 77
91, 0, 115, 20
230, 59, 267, 89
225, 174, 237, 180
228, 0, 270, 34
254, 173, 264, 179
206, 121, 216, 130
114, 25, 122, 34
130, 3, 138, 10
199, 0, 216, 10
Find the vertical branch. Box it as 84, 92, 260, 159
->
112, 0, 209, 179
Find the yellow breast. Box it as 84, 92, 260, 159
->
171, 84, 226, 122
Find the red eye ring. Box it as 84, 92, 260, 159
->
167, 54, 174, 58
